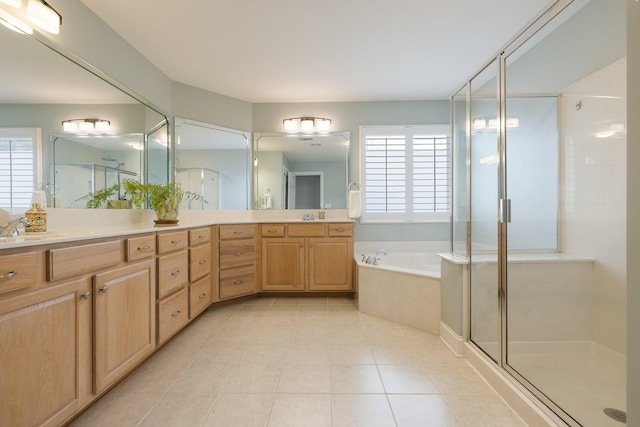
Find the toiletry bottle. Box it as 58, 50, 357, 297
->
318, 206, 326, 219
25, 191, 47, 233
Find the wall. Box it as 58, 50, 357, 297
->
627, 1, 640, 424
252, 101, 451, 241
49, 0, 172, 113
562, 58, 627, 355
172, 82, 252, 132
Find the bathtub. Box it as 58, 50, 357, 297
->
354, 241, 447, 334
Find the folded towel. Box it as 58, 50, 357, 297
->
348, 190, 361, 219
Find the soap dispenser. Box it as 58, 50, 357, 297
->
24, 190, 47, 233
318, 206, 326, 220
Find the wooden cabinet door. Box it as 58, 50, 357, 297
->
0, 278, 90, 427
308, 238, 353, 291
93, 260, 156, 394
261, 238, 305, 291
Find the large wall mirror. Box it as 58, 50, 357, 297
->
174, 118, 251, 210
0, 14, 169, 210
253, 132, 350, 210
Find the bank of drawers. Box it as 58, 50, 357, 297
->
218, 224, 256, 300
157, 227, 212, 344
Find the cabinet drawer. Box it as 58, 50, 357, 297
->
261, 224, 285, 237
219, 266, 255, 299
219, 240, 255, 269
189, 228, 210, 246
328, 223, 353, 237
219, 224, 256, 240
0, 252, 37, 294
189, 244, 211, 282
157, 231, 188, 254
158, 287, 189, 344
189, 276, 212, 319
48, 241, 122, 281
288, 223, 326, 237
126, 235, 156, 261
157, 250, 189, 298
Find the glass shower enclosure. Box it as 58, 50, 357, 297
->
454, 0, 627, 425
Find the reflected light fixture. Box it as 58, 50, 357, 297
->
472, 116, 519, 131
62, 118, 111, 133
283, 116, 332, 132
26, 0, 60, 34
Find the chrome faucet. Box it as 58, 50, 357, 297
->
0, 217, 32, 237
375, 249, 388, 256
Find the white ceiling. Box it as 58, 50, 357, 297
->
79, 0, 552, 103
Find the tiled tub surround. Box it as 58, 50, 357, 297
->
68, 297, 526, 427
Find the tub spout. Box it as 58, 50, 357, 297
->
375, 249, 388, 256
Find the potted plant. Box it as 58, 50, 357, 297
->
76, 179, 206, 223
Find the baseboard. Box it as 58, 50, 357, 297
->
439, 321, 464, 356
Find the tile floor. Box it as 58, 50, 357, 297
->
68, 297, 527, 427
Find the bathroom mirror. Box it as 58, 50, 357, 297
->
175, 118, 251, 210
52, 133, 144, 208
253, 132, 350, 210
0, 12, 169, 210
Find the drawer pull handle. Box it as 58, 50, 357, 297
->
171, 270, 181, 278
138, 245, 151, 251
233, 230, 244, 234
0, 271, 17, 281
199, 293, 207, 300
233, 280, 244, 285
268, 229, 278, 233
198, 234, 206, 240
171, 239, 181, 245
81, 291, 91, 299
198, 259, 207, 265
172, 310, 181, 318
336, 228, 345, 232
99, 286, 108, 293
233, 251, 244, 256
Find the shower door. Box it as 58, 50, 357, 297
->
468, 60, 501, 362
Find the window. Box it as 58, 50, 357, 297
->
360, 125, 450, 222
0, 128, 41, 209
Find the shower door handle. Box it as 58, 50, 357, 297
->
499, 199, 511, 223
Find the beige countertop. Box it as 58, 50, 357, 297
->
0, 208, 354, 249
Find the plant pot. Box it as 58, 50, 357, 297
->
154, 198, 179, 222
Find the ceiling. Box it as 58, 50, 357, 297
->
79, 0, 552, 103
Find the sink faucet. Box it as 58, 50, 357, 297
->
0, 217, 32, 237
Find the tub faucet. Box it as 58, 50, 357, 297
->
376, 249, 388, 256
0, 217, 32, 237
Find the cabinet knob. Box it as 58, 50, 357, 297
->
172, 310, 181, 318
99, 286, 108, 293
171, 270, 181, 278
81, 291, 91, 299
310, 242, 314, 247
299, 243, 304, 248
138, 245, 151, 252
0, 271, 17, 281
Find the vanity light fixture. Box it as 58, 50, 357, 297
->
62, 118, 111, 133
0, 7, 33, 33
26, 0, 60, 34
283, 116, 332, 132
0, 0, 22, 8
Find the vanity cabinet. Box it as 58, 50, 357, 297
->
0, 276, 90, 427
260, 223, 353, 292
93, 260, 156, 394
218, 224, 257, 300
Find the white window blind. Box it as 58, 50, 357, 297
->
360, 125, 450, 222
0, 129, 39, 209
